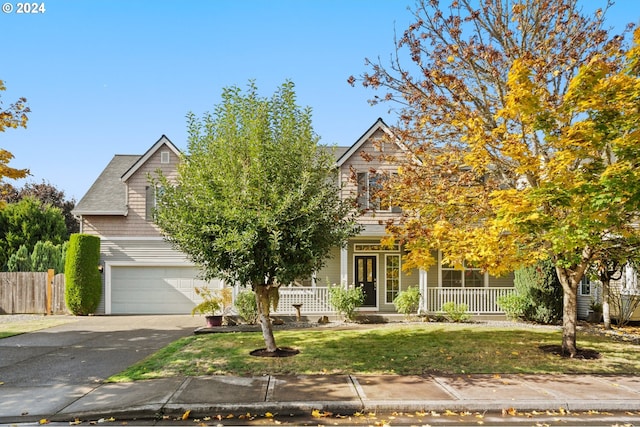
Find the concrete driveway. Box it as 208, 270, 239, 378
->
0, 315, 202, 419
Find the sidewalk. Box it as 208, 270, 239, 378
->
2, 373, 639, 424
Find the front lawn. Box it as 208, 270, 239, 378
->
108, 322, 640, 382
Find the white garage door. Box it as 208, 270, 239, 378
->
110, 266, 220, 314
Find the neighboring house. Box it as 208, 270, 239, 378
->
74, 120, 516, 316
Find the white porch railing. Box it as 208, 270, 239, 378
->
273, 286, 332, 314
269, 286, 515, 315
426, 287, 515, 314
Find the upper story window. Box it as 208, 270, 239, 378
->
161, 151, 170, 164
145, 186, 164, 221
356, 171, 400, 212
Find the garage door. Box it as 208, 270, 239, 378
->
110, 266, 221, 314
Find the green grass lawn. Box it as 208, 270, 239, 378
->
0, 315, 75, 338
108, 322, 640, 382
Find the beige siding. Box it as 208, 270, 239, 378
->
315, 246, 341, 286
339, 128, 407, 226
82, 144, 179, 238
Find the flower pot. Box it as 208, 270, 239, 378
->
205, 315, 223, 327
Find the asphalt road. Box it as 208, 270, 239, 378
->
0, 315, 203, 386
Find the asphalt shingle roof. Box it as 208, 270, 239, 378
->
72, 155, 140, 215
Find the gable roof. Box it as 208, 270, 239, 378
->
73, 135, 181, 216
72, 154, 140, 216
120, 135, 181, 182
336, 118, 397, 167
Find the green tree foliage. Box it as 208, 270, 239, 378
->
64, 233, 101, 315
31, 240, 66, 273
155, 81, 360, 352
1, 181, 78, 235
504, 260, 563, 324
6, 244, 31, 272
0, 197, 67, 269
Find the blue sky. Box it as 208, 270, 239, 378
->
1, 0, 638, 201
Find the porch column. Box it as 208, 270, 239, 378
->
340, 246, 348, 286
419, 268, 428, 314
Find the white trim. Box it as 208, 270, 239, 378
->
121, 135, 181, 182
340, 247, 348, 285
437, 251, 488, 288
336, 118, 397, 168
160, 151, 170, 164
104, 261, 198, 314
72, 210, 127, 216
384, 253, 401, 304
419, 268, 428, 314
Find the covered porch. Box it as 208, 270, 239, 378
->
272, 285, 515, 317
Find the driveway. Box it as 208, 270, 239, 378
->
0, 315, 202, 419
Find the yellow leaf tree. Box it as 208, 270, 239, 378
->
0, 79, 30, 205
351, 0, 639, 356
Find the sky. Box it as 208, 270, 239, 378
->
1, 0, 638, 202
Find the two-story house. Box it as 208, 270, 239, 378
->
73, 119, 516, 316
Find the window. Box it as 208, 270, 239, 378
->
145, 186, 164, 221
385, 254, 401, 303
145, 186, 155, 221
579, 276, 591, 296
354, 243, 400, 252
440, 255, 485, 287
160, 151, 170, 164
356, 171, 399, 212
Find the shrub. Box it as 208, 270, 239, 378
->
31, 241, 64, 273
511, 259, 563, 324
64, 234, 102, 315
328, 284, 364, 322
6, 245, 31, 272
498, 294, 528, 321
234, 290, 258, 324
441, 301, 470, 322
393, 286, 421, 317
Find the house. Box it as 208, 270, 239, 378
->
73, 119, 516, 316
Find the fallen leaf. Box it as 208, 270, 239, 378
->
39, 419, 49, 425
265, 412, 274, 418
182, 409, 191, 420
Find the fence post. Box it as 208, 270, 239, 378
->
47, 269, 54, 315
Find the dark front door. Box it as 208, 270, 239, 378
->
355, 255, 377, 307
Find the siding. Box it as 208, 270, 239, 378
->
339, 128, 406, 226
96, 238, 198, 314
81, 143, 179, 238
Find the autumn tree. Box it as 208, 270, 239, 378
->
0, 80, 30, 207
155, 81, 360, 353
351, 0, 638, 356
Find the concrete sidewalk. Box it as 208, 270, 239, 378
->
2, 373, 639, 424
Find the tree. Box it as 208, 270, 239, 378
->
0, 197, 67, 269
1, 181, 79, 235
155, 81, 360, 353
0, 79, 30, 208
351, 0, 638, 356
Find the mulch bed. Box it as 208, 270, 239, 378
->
250, 347, 300, 358
538, 344, 601, 360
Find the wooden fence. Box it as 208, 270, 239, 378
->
0, 271, 67, 315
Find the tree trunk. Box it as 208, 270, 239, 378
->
602, 279, 612, 330
556, 266, 579, 357
255, 284, 278, 352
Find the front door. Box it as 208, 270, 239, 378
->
355, 255, 377, 307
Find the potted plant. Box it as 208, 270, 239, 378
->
191, 286, 233, 327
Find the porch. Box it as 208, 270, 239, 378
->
272, 286, 515, 316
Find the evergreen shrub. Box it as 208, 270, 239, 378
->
64, 234, 101, 315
